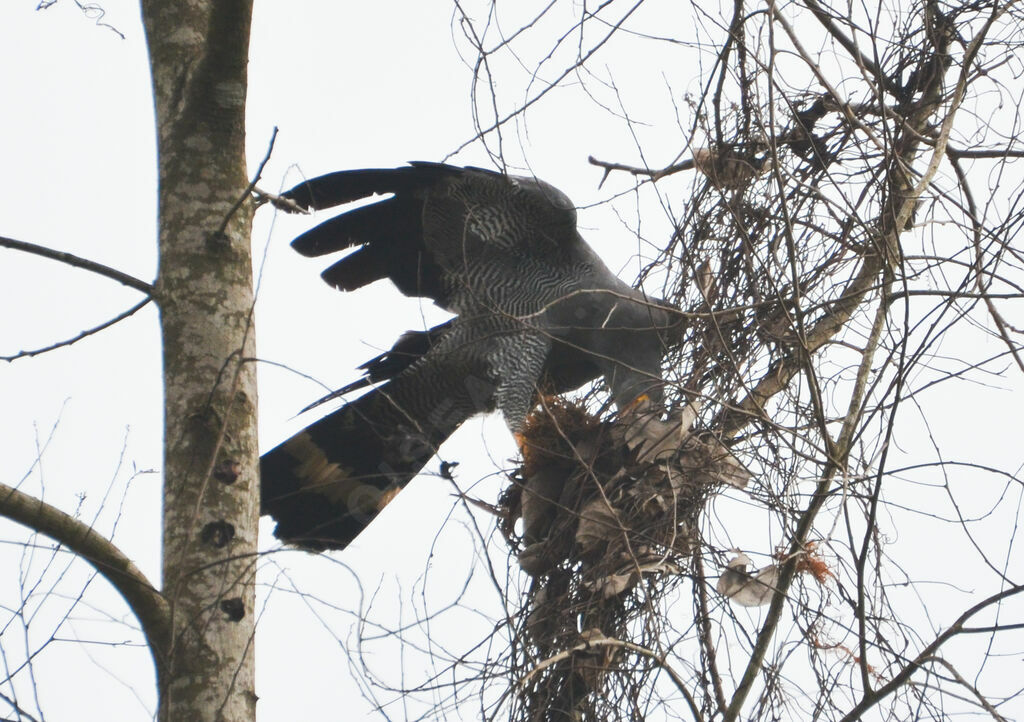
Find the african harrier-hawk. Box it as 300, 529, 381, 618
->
261, 162, 677, 550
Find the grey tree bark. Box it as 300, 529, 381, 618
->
141, 2, 258, 720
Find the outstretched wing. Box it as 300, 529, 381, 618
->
280, 162, 675, 403
281, 162, 586, 313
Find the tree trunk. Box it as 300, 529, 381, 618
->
141, 2, 258, 719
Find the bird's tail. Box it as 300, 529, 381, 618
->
260, 323, 501, 551
260, 377, 470, 551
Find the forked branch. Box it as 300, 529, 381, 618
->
0, 481, 171, 668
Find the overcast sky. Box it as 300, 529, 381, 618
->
2, 1, 1022, 720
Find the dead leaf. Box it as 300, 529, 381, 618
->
575, 498, 621, 552
626, 401, 701, 463
594, 572, 635, 598
708, 443, 752, 489
716, 553, 780, 606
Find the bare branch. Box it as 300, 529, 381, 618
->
838, 585, 1024, 722
0, 480, 171, 666
588, 154, 697, 185
1, 298, 153, 363
218, 126, 278, 236
0, 235, 153, 295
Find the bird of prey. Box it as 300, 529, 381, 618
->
261, 162, 677, 550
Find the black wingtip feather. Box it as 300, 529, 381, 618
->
290, 197, 401, 257
282, 162, 469, 211
320, 247, 386, 292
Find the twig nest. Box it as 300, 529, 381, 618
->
503, 398, 747, 581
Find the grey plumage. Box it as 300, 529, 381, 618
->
261, 162, 677, 550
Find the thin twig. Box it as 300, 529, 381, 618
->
837, 585, 1024, 722
693, 550, 729, 715
923, 656, 1008, 722
0, 235, 153, 295
519, 636, 704, 722
0, 480, 171, 667
217, 126, 279, 236
587, 154, 697, 186
2, 298, 153, 362
252, 187, 308, 214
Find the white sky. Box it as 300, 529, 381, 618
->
1, 1, 1022, 720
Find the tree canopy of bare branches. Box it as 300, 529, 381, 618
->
430, 1, 1024, 720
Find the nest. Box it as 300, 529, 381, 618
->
498, 398, 748, 721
